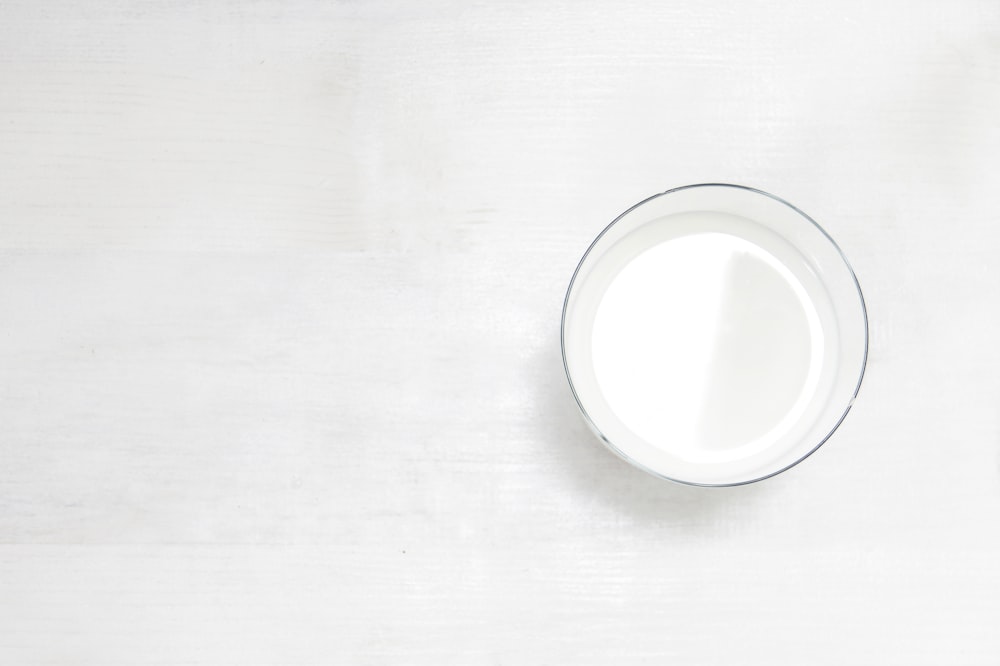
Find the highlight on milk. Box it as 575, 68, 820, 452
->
561, 184, 867, 486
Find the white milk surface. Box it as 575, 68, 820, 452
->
571, 211, 838, 472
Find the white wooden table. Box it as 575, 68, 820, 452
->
2, 1, 999, 663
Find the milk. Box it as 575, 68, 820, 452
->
563, 209, 842, 481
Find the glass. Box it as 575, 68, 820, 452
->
561, 184, 868, 486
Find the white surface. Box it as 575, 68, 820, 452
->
594, 230, 823, 457
1, 0, 999, 663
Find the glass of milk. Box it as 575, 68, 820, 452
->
561, 184, 868, 485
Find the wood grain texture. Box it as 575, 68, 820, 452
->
1, 0, 999, 663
